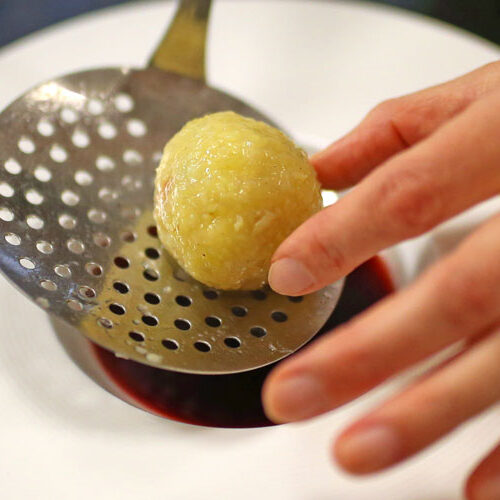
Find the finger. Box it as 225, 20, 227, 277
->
269, 88, 500, 296
333, 325, 500, 475
263, 213, 500, 423
312, 61, 500, 189
333, 327, 500, 474
466, 442, 500, 500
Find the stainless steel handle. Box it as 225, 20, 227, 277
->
149, 0, 212, 81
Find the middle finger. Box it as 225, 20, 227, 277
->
263, 213, 500, 423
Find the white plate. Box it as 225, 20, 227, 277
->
0, 1, 499, 499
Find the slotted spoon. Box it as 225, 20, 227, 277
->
0, 0, 343, 374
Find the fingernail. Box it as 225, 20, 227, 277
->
269, 258, 315, 295
475, 477, 500, 500
335, 425, 401, 473
264, 374, 330, 422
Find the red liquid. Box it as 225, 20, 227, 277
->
93, 257, 393, 428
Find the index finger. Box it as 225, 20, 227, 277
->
269, 89, 500, 296
312, 61, 500, 190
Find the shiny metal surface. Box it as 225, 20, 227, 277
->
150, 0, 211, 80
0, 0, 343, 374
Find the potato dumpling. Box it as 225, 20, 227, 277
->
154, 111, 322, 290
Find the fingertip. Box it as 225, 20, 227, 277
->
310, 133, 351, 166
464, 443, 500, 500
333, 431, 370, 475
310, 138, 352, 188
333, 424, 402, 475
464, 474, 476, 500
268, 258, 316, 296
261, 370, 290, 423
465, 476, 500, 500
262, 366, 333, 423
310, 145, 334, 167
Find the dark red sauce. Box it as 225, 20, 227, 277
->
93, 257, 394, 428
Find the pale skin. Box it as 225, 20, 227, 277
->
262, 62, 500, 500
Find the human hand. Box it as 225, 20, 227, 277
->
263, 62, 500, 500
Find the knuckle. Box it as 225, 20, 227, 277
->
391, 98, 436, 143
369, 98, 401, 120
376, 167, 444, 235
308, 211, 346, 272
434, 262, 499, 329
364, 98, 413, 154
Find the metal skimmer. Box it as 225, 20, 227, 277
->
0, 0, 343, 374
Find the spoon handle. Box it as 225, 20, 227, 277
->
149, 0, 212, 81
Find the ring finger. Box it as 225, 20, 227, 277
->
334, 324, 500, 474
466, 441, 500, 500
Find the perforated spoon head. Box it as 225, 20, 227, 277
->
0, 1, 343, 374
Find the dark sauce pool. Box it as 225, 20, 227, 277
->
92, 257, 393, 428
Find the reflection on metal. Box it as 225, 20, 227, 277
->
150, 0, 212, 81
0, 0, 343, 374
